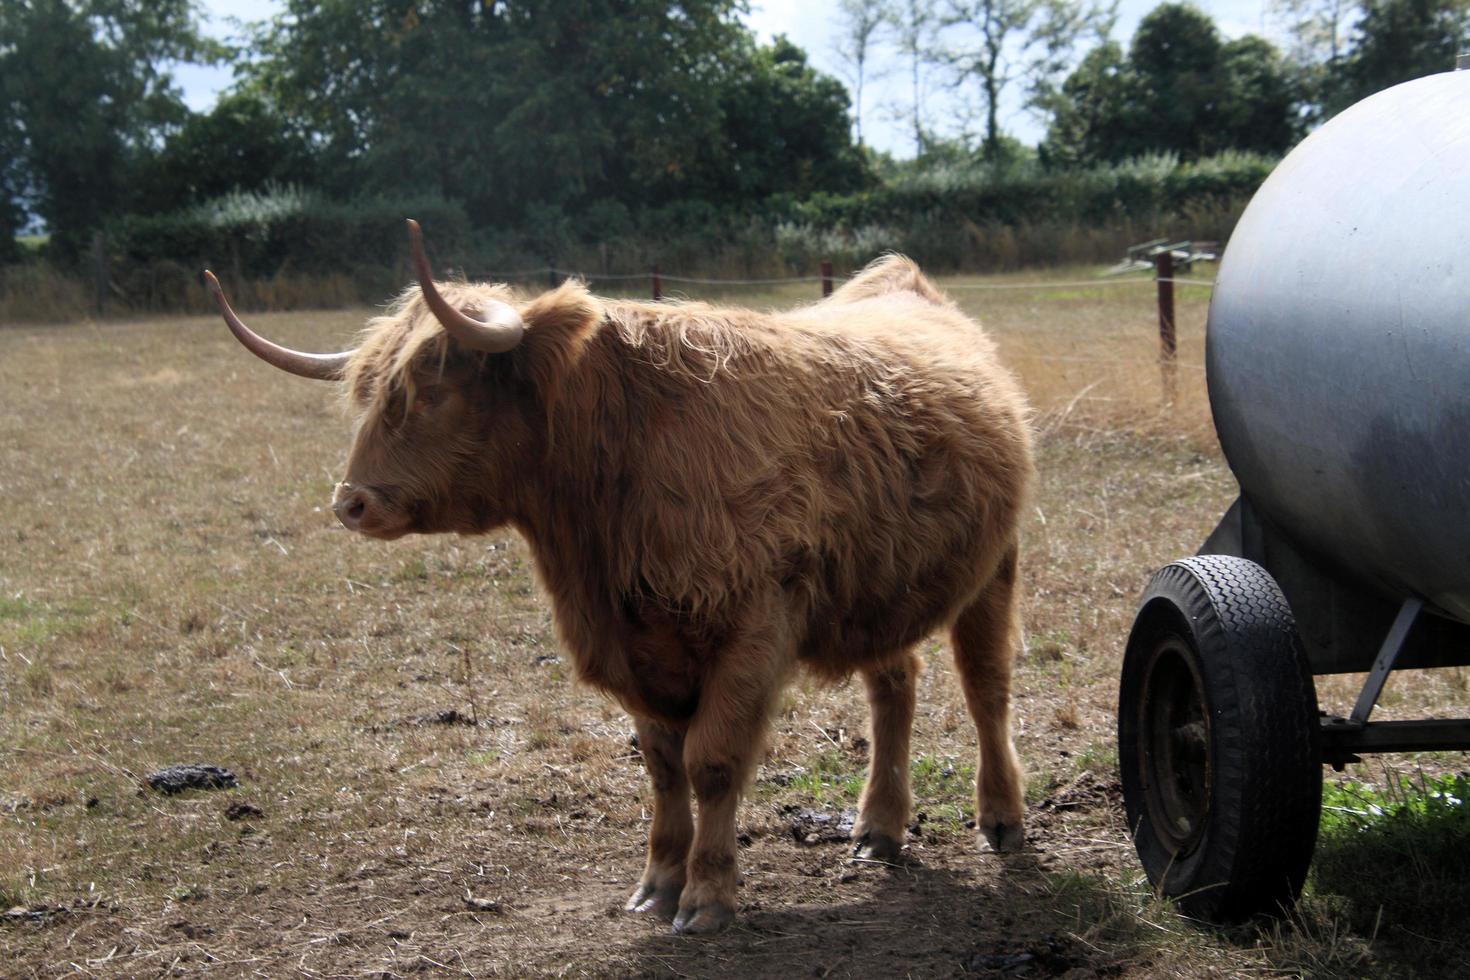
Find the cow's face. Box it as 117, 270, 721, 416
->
331, 338, 530, 540
207, 220, 569, 542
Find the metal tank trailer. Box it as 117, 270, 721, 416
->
1117, 65, 1470, 921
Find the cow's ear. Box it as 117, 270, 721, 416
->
516, 279, 601, 394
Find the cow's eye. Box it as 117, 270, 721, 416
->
411, 385, 444, 414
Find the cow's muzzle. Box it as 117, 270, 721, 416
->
332, 482, 406, 538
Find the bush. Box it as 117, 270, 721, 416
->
105, 185, 474, 294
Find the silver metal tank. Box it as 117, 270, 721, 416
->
1206, 68, 1470, 625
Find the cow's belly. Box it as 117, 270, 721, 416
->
791, 537, 980, 678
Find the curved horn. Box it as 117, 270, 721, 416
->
406, 219, 524, 353
204, 271, 352, 381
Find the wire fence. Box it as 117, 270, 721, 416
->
465, 265, 1217, 294
460, 251, 1215, 404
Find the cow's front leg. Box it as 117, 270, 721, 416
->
674, 639, 789, 935
627, 716, 691, 918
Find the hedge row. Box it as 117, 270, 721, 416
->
789, 151, 1275, 229
105, 187, 474, 279
78, 152, 1273, 308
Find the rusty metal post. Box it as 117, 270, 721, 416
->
820, 260, 833, 298
651, 265, 662, 301
1155, 249, 1178, 405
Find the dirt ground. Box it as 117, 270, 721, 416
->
2, 272, 1464, 978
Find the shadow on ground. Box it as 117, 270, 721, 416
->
621, 848, 1140, 979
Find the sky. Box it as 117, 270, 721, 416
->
176, 0, 1280, 157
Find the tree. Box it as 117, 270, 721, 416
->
1040, 3, 1299, 165
885, 0, 939, 156
1126, 2, 1229, 157
0, 0, 219, 258
1268, 0, 1355, 123
1036, 40, 1131, 166
698, 37, 870, 203
834, 0, 889, 145
1218, 36, 1297, 154
137, 92, 320, 212
0, 106, 27, 260
1274, 0, 1355, 64
243, 0, 863, 224
1331, 0, 1470, 111
934, 0, 1115, 159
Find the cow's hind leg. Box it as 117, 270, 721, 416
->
851, 647, 920, 862
950, 545, 1026, 852
627, 717, 692, 917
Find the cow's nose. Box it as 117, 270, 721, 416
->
333, 484, 369, 531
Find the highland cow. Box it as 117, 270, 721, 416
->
206, 221, 1033, 934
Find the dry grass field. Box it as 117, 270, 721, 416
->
2, 269, 1465, 978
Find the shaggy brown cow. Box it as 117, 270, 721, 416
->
206, 221, 1033, 934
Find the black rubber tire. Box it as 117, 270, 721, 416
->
1118, 555, 1321, 922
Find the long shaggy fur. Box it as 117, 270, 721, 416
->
330, 254, 1034, 930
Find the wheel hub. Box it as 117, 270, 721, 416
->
1138, 637, 1211, 856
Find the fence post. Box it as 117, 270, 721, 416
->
820, 260, 833, 298
1154, 249, 1178, 405
651, 265, 662, 302
91, 231, 108, 317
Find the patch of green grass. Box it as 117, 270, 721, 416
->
910, 754, 975, 828
1027, 628, 1072, 664
0, 594, 41, 620
1308, 771, 1470, 974
0, 880, 36, 911
1074, 739, 1117, 779
0, 596, 97, 648
785, 749, 864, 805
910, 754, 972, 800
391, 558, 429, 583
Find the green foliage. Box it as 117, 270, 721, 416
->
1040, 3, 1298, 166
794, 150, 1272, 231
1217, 36, 1299, 154
0, 0, 221, 258
935, 0, 1116, 157
105, 185, 471, 301
135, 92, 320, 213
1328, 0, 1470, 112
3, 0, 1290, 292
80, 148, 1267, 314
1312, 772, 1470, 973
242, 1, 864, 228
690, 37, 871, 204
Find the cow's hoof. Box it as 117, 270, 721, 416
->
671, 901, 734, 935
851, 831, 904, 863
625, 882, 681, 918
979, 818, 1025, 853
